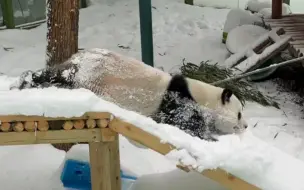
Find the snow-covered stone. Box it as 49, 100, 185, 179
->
223, 8, 263, 43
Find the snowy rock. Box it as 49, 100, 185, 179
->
223, 8, 263, 43
246, 0, 292, 15
226, 24, 268, 53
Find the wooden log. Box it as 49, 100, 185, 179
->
0, 122, 11, 132
96, 119, 109, 128
12, 122, 24, 132
0, 112, 111, 122
37, 120, 49, 131
24, 121, 36, 132
86, 119, 96, 129
63, 121, 74, 130
73, 120, 85, 130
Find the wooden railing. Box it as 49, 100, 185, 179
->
0, 112, 260, 190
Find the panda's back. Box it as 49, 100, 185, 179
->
71, 49, 171, 116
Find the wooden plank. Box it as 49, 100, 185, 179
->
268, 23, 304, 27
89, 132, 121, 190
290, 40, 304, 45
89, 141, 112, 190
109, 118, 261, 190
110, 134, 121, 190
0, 128, 102, 145
0, 112, 111, 122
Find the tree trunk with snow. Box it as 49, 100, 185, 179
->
46, 0, 79, 151
46, 0, 79, 67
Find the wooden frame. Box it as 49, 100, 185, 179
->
0, 112, 260, 190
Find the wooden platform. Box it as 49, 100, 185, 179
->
0, 112, 260, 190
264, 14, 304, 58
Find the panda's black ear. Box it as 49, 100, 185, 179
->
221, 88, 233, 105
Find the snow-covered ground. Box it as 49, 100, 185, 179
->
1, 0, 304, 190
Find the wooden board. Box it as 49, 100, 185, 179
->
109, 118, 261, 190
0, 128, 103, 145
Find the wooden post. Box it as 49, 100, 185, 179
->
89, 131, 121, 190
272, 0, 283, 19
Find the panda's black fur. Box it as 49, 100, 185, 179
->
14, 64, 220, 141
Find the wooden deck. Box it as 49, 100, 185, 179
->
264, 14, 304, 58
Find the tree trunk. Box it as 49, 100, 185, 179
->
46, 0, 79, 151
46, 0, 79, 67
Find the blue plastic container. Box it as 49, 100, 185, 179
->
61, 159, 137, 190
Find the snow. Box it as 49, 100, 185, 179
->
246, 0, 292, 15
1, 83, 304, 189
1, 0, 304, 190
194, 0, 240, 9
226, 24, 268, 53
224, 27, 284, 69
223, 8, 262, 34
234, 35, 291, 73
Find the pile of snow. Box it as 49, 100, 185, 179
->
1, 86, 304, 189
223, 8, 262, 42
246, 0, 292, 15
226, 24, 268, 53
194, 0, 240, 9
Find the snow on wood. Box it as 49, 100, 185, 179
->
246, 0, 292, 15
234, 36, 291, 74
226, 25, 268, 54
0, 87, 303, 189
224, 27, 288, 73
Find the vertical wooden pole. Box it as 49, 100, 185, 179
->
89, 132, 121, 190
272, 0, 283, 19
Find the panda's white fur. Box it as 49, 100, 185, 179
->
12, 48, 247, 142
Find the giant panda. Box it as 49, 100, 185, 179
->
11, 48, 248, 142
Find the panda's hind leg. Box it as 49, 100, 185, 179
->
10, 63, 79, 90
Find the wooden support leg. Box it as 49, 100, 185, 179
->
89, 132, 121, 190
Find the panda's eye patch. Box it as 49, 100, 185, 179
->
238, 112, 242, 120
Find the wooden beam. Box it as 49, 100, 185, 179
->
89, 132, 121, 190
272, 0, 283, 19
109, 118, 261, 190
0, 128, 103, 145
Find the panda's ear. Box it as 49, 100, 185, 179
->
221, 88, 233, 105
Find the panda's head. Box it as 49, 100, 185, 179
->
212, 88, 248, 134
169, 76, 248, 135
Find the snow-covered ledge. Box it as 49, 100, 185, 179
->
0, 87, 303, 189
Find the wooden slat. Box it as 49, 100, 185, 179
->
89, 132, 121, 190
109, 118, 261, 190
264, 14, 304, 64
0, 128, 102, 145
89, 141, 112, 190
0, 112, 111, 122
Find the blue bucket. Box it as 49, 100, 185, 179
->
61, 159, 137, 190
